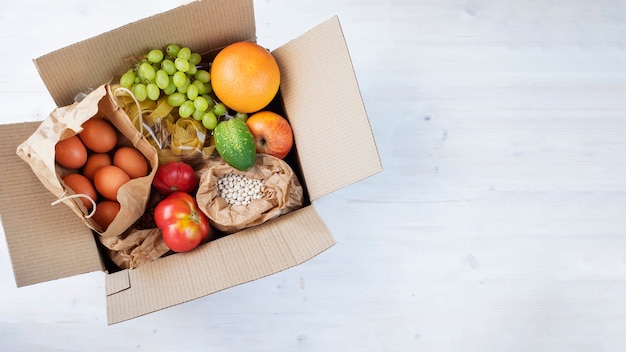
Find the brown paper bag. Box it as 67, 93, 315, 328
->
16, 84, 166, 269
100, 227, 170, 269
196, 154, 304, 233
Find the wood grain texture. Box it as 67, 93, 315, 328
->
1, 0, 626, 351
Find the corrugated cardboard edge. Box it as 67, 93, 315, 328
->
0, 122, 102, 287
33, 0, 257, 107
105, 206, 335, 324
272, 16, 383, 201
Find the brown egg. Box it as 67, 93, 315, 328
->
62, 173, 97, 211
79, 118, 118, 153
113, 147, 149, 179
82, 153, 112, 181
55, 136, 88, 169
93, 165, 130, 201
92, 200, 120, 231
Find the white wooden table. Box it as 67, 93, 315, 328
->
2, 0, 626, 351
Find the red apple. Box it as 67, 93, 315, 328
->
245, 111, 294, 159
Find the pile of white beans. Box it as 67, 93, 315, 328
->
216, 173, 265, 206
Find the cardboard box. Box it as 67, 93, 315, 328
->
0, 0, 381, 324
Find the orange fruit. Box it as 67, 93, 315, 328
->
210, 41, 280, 114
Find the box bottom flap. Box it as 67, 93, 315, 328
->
105, 205, 335, 324
0, 122, 102, 287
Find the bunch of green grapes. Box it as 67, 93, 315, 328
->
118, 44, 224, 130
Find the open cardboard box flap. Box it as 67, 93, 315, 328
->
0, 122, 102, 287
104, 206, 334, 323
0, 0, 382, 324
34, 0, 258, 108
272, 17, 381, 201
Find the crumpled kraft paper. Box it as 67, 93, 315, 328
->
196, 154, 304, 233
100, 227, 170, 269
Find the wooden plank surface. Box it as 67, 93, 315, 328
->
1, 0, 626, 351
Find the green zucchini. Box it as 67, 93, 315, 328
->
213, 118, 256, 171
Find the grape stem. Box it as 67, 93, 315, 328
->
123, 55, 146, 63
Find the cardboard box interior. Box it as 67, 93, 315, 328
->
0, 0, 382, 324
